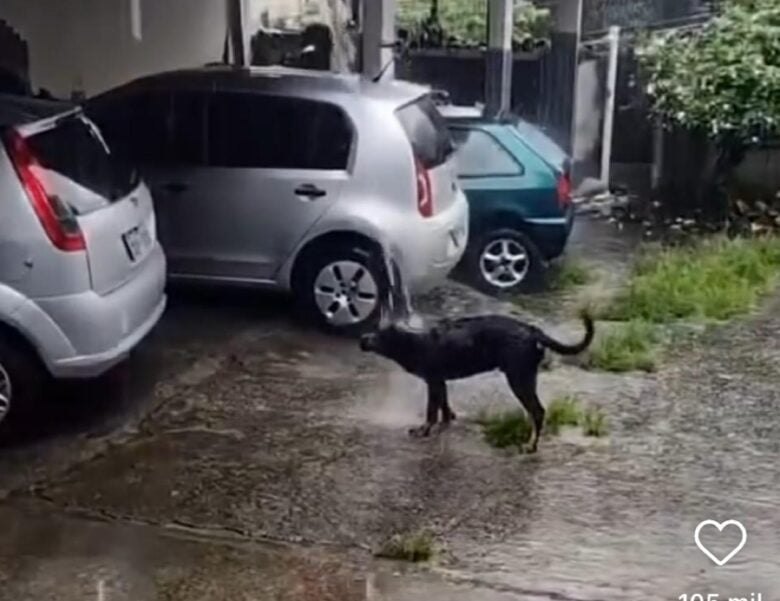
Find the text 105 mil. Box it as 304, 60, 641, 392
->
679, 595, 762, 601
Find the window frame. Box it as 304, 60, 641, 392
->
449, 125, 525, 180
168, 87, 211, 168
303, 94, 357, 173
205, 88, 357, 173
396, 93, 455, 170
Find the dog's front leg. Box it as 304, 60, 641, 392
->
409, 380, 444, 438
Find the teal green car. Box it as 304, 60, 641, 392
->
440, 106, 574, 294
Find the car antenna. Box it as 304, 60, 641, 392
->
372, 41, 401, 83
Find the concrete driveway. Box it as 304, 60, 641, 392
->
1, 220, 779, 600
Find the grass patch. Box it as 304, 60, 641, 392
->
602, 236, 780, 323
548, 258, 594, 291
582, 406, 609, 437
476, 409, 533, 450
545, 395, 582, 435
477, 396, 608, 451
375, 530, 435, 562
585, 319, 660, 373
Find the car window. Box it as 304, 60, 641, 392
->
170, 90, 208, 167
396, 94, 455, 169
512, 118, 568, 170
309, 102, 353, 170
450, 128, 523, 178
87, 90, 174, 165
207, 92, 352, 170
23, 113, 139, 208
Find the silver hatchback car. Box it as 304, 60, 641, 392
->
85, 66, 469, 333
0, 94, 167, 426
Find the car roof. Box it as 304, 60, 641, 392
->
136, 65, 361, 92
440, 103, 570, 169
0, 93, 77, 128
439, 105, 529, 129
437, 104, 485, 121
94, 65, 430, 106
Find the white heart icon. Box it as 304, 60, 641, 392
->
694, 519, 747, 566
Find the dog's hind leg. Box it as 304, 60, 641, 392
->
440, 384, 456, 428
409, 380, 445, 438
442, 393, 457, 425
505, 371, 545, 453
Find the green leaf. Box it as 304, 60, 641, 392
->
638, 0, 780, 145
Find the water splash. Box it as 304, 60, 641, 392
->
377, 236, 417, 326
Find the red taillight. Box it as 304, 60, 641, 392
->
3, 129, 85, 252
415, 159, 433, 218
557, 171, 572, 209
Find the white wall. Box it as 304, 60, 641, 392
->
242, 0, 356, 72
1, 0, 228, 98
245, 0, 305, 29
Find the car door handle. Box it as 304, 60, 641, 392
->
162, 182, 188, 195
294, 184, 327, 199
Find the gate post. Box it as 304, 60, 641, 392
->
485, 0, 514, 117
600, 25, 620, 186
361, 0, 396, 80
226, 0, 247, 67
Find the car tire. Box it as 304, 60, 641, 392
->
465, 228, 544, 295
295, 243, 387, 336
0, 334, 47, 433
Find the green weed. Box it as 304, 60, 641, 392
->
602, 236, 780, 323
549, 258, 594, 291
545, 395, 582, 434
582, 406, 609, 437
375, 530, 436, 562
585, 320, 660, 373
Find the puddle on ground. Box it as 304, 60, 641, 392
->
6, 217, 780, 598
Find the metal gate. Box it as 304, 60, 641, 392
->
572, 0, 716, 195
394, 0, 578, 152
572, 31, 654, 194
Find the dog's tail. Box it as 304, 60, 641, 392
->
536, 313, 595, 356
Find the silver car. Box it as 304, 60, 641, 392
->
0, 94, 167, 426
85, 66, 469, 333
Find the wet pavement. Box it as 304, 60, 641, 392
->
2, 218, 780, 600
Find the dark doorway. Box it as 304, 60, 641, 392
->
0, 19, 30, 95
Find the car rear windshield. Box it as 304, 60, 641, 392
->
512, 119, 568, 171
395, 94, 455, 169
24, 113, 139, 211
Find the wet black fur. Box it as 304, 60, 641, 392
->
360, 313, 594, 452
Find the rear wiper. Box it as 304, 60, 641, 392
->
53, 111, 79, 128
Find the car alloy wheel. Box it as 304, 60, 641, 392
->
0, 361, 12, 425
479, 237, 530, 289
313, 260, 379, 327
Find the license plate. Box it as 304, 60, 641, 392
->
122, 223, 152, 262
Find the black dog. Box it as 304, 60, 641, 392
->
360, 313, 594, 453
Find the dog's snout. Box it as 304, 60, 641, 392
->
359, 334, 375, 352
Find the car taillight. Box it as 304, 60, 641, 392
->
415, 159, 433, 218
3, 129, 85, 252
557, 171, 572, 209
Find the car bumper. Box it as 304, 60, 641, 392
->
524, 206, 575, 261
401, 191, 470, 294
18, 244, 167, 379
